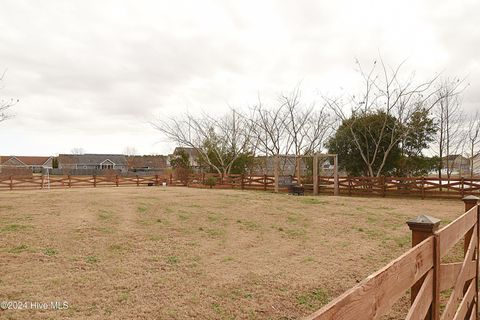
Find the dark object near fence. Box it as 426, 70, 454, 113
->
278, 175, 293, 187
147, 182, 154, 186
288, 184, 305, 195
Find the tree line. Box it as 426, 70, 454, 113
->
154, 59, 480, 179
4, 62, 476, 179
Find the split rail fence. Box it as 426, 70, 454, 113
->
185, 174, 480, 198
0, 174, 479, 198
305, 196, 480, 320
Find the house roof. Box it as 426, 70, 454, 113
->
0, 156, 52, 166
126, 155, 167, 169
58, 154, 127, 166
441, 154, 467, 161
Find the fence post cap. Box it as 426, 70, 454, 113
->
406, 215, 441, 232
462, 195, 480, 202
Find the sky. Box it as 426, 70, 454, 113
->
0, 0, 479, 156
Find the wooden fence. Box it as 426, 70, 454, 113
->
305, 196, 480, 320
332, 176, 480, 198
1, 174, 479, 199
0, 175, 170, 190
183, 174, 480, 198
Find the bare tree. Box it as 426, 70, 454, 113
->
286, 101, 332, 155
123, 146, 138, 156
323, 58, 452, 177
281, 88, 334, 178
0, 71, 18, 123
71, 147, 85, 155
251, 88, 333, 176
251, 100, 290, 157
433, 78, 467, 180
249, 101, 290, 175
466, 110, 480, 177
152, 109, 255, 175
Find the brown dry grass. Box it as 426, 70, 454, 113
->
0, 187, 466, 319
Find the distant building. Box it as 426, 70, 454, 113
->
250, 156, 333, 176
250, 156, 301, 175
58, 154, 128, 173
126, 155, 168, 173
441, 154, 470, 176
0, 155, 53, 174
471, 154, 480, 175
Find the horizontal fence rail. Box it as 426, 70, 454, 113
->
307, 237, 436, 319
0, 174, 479, 198
305, 197, 480, 320
0, 175, 170, 190
173, 174, 480, 198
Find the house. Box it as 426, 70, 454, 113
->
250, 155, 338, 176
0, 155, 53, 174
472, 154, 480, 176
57, 154, 128, 173
441, 155, 470, 176
126, 155, 168, 173
250, 155, 314, 175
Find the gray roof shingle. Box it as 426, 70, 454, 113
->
58, 154, 127, 166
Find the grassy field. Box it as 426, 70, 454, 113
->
0, 187, 466, 319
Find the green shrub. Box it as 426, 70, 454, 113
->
205, 177, 217, 189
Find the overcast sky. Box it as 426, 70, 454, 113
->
0, 0, 479, 156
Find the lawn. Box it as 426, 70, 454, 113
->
0, 187, 465, 319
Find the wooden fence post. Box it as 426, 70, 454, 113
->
407, 215, 441, 320
381, 176, 386, 197
333, 154, 339, 196
241, 174, 245, 190
347, 176, 352, 196
462, 195, 480, 319
313, 153, 319, 195
9, 176, 13, 190
461, 177, 465, 198
274, 155, 279, 193
169, 173, 173, 185
462, 195, 479, 256
155, 175, 159, 186
41, 175, 44, 189
115, 175, 119, 187
93, 175, 96, 187
463, 195, 480, 212
296, 156, 301, 186
263, 174, 267, 191
136, 175, 139, 187
421, 177, 425, 200
68, 175, 71, 188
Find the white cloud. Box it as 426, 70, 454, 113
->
0, 0, 479, 155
